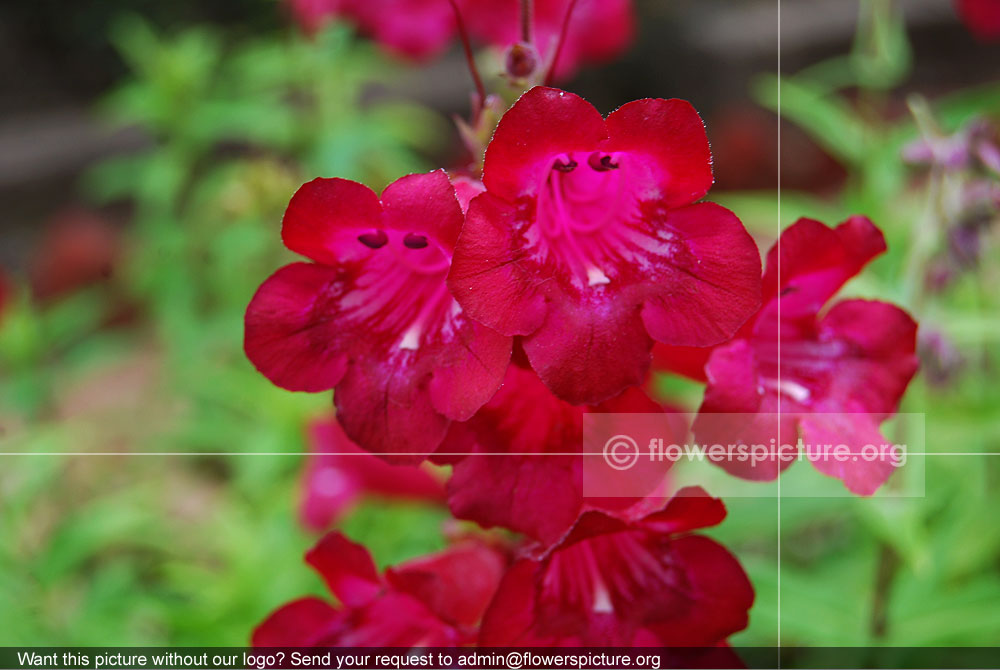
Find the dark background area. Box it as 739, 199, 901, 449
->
3, 0, 999, 274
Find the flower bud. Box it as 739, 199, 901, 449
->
504, 42, 538, 80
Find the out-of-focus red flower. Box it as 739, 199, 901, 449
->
29, 207, 119, 302
252, 531, 506, 646
287, 0, 457, 60
287, 0, 632, 77
460, 0, 635, 81
443, 363, 679, 545
244, 171, 511, 462
955, 0, 1000, 40
0, 269, 10, 325
448, 87, 761, 405
478, 487, 754, 646
300, 418, 445, 531
669, 216, 919, 496
709, 104, 846, 193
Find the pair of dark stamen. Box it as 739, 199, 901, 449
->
551, 153, 619, 173
357, 230, 428, 250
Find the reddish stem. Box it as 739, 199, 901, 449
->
520, 0, 534, 44
447, 0, 487, 117
544, 0, 580, 86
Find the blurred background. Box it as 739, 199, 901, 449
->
1, 0, 999, 657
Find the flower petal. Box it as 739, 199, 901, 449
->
639, 202, 762, 347
281, 178, 383, 266
478, 559, 540, 646
300, 419, 445, 531
380, 170, 465, 251
251, 596, 344, 647
428, 320, 512, 422
449, 452, 582, 544
483, 87, 607, 202
386, 541, 506, 628
817, 299, 919, 417
605, 98, 713, 207
244, 262, 350, 392
640, 486, 727, 534
350, 0, 456, 60
334, 355, 451, 463
641, 535, 755, 646
305, 531, 381, 607
762, 216, 886, 314
798, 413, 899, 496
523, 294, 652, 404
448, 192, 549, 336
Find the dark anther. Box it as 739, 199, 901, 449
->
780, 286, 798, 297
553, 159, 578, 172
588, 151, 618, 171
403, 233, 429, 249
358, 230, 388, 249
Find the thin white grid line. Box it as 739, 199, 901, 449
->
776, 0, 783, 658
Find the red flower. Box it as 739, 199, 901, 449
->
955, 0, 1000, 40
287, 0, 457, 60
448, 87, 761, 405
443, 363, 677, 545
244, 171, 512, 461
460, 0, 635, 81
690, 217, 919, 495
253, 532, 506, 646
30, 207, 119, 303
300, 418, 446, 531
478, 487, 753, 646
0, 269, 10, 325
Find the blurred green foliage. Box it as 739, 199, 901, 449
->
1, 17, 448, 645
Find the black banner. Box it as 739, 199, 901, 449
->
2, 647, 1000, 670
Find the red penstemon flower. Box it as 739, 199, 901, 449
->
682, 216, 919, 495
244, 170, 511, 461
253, 532, 506, 646
443, 362, 678, 544
448, 87, 762, 405
300, 418, 445, 531
478, 487, 754, 646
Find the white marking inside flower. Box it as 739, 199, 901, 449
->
399, 325, 422, 350
587, 266, 610, 287
592, 582, 614, 613
764, 378, 811, 403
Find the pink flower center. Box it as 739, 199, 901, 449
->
535, 151, 644, 290
347, 230, 456, 352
